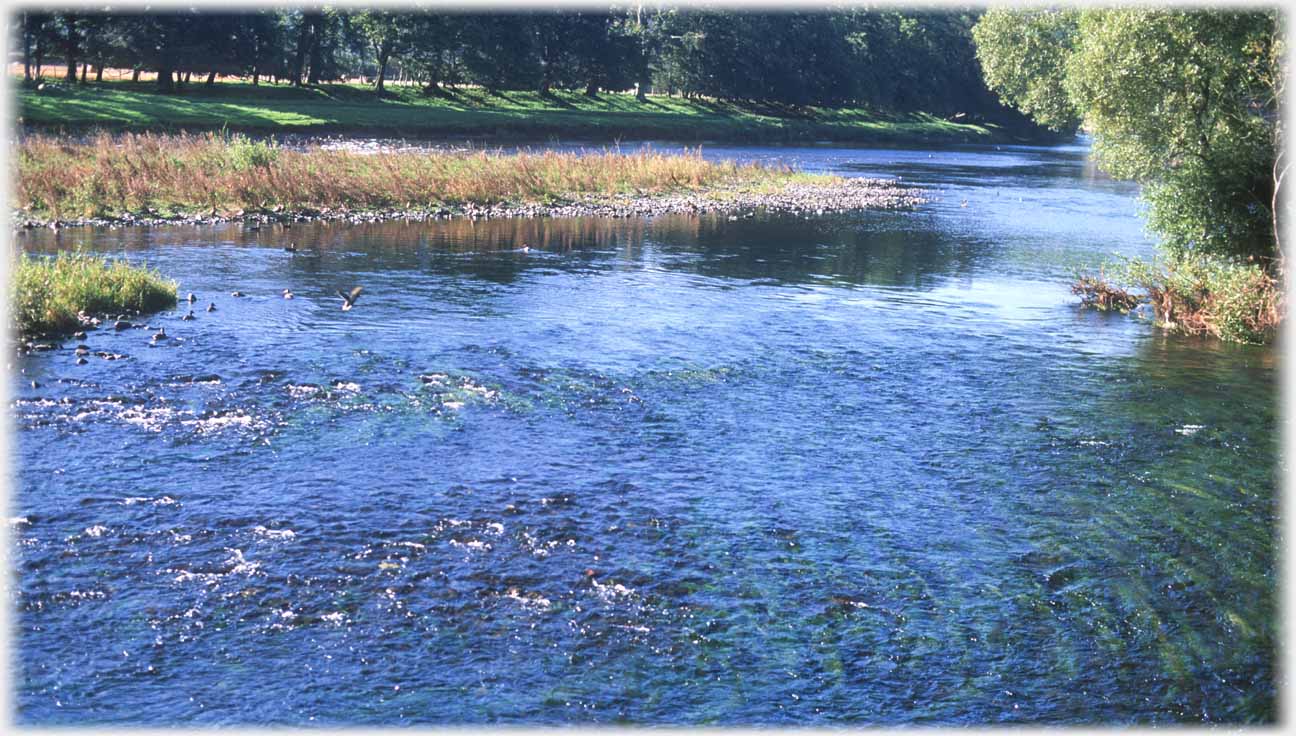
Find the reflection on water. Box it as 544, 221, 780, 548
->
10, 141, 1277, 725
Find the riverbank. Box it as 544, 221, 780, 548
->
15, 79, 1056, 145
13, 132, 927, 230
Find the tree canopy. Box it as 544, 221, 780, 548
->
974, 8, 1284, 262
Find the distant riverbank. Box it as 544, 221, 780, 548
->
15, 79, 1063, 146
12, 132, 927, 231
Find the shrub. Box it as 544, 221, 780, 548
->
1076, 254, 1284, 344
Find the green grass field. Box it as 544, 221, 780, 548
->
16, 78, 1015, 144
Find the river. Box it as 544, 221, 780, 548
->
9, 141, 1279, 724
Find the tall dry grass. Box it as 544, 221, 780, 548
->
14, 132, 797, 219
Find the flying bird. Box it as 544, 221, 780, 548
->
337, 286, 363, 311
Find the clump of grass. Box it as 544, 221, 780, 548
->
1074, 255, 1284, 344
11, 252, 178, 336
15, 132, 806, 220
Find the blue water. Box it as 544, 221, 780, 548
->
10, 141, 1279, 724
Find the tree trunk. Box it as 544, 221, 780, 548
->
132, 67, 141, 83
80, 63, 87, 82
636, 71, 651, 102
376, 49, 390, 93
63, 15, 77, 83
307, 14, 325, 85
585, 80, 599, 97
292, 16, 313, 86
95, 64, 103, 82
252, 67, 260, 86
157, 64, 175, 93
22, 14, 32, 81
184, 70, 192, 83
205, 70, 217, 86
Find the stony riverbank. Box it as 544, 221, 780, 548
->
12, 177, 927, 232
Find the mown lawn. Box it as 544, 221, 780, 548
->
15, 78, 1002, 143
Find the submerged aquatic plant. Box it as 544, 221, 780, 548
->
11, 252, 177, 336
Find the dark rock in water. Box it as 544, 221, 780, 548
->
29, 380, 39, 389
96, 352, 128, 361
31, 342, 59, 351
114, 320, 132, 331
75, 357, 88, 365
256, 370, 285, 383
207, 303, 216, 312
75, 347, 89, 356
231, 291, 245, 297
73, 331, 86, 340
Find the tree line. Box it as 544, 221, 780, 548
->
15, 7, 1014, 116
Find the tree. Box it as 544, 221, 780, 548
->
971, 9, 1080, 131
354, 11, 407, 93
974, 9, 1284, 262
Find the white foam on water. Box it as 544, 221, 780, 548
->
122, 496, 179, 506
225, 548, 262, 576
287, 384, 324, 399
184, 412, 264, 434
449, 538, 492, 552
253, 526, 297, 541
502, 587, 552, 611
1175, 424, 1205, 436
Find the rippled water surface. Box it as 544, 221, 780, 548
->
11, 142, 1280, 724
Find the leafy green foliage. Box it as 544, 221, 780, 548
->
971, 9, 1080, 131
974, 8, 1283, 262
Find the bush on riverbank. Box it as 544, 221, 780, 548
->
15, 132, 823, 220
1074, 255, 1283, 344
11, 253, 177, 336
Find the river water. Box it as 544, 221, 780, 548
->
10, 141, 1280, 724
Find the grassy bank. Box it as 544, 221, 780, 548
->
15, 78, 1036, 145
1073, 256, 1284, 344
15, 131, 848, 221
11, 253, 178, 336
